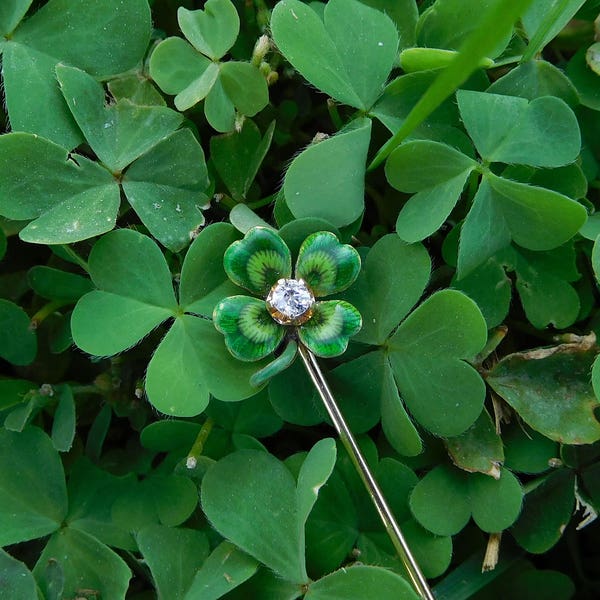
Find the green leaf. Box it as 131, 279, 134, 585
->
371, 71, 461, 135
380, 357, 423, 456
173, 59, 220, 112
409, 465, 523, 536
470, 565, 576, 600
193, 316, 273, 402
521, 0, 587, 60
417, 0, 512, 57
51, 385, 75, 452
342, 235, 430, 345
487, 60, 579, 106
149, 36, 213, 95
284, 120, 371, 227
271, 0, 398, 109
201, 449, 308, 584
110, 475, 197, 534
219, 62, 269, 116
137, 525, 210, 600
511, 470, 576, 553
85, 229, 176, 307
153, 476, 199, 527
409, 465, 471, 536
0, 133, 119, 244
147, 311, 273, 415
0, 379, 34, 412
445, 410, 504, 478
56, 65, 183, 173
503, 423, 559, 474
71, 230, 177, 356
269, 358, 324, 426
388, 290, 487, 437
0, 427, 67, 545
385, 141, 477, 193
184, 542, 259, 600
34, 528, 131, 600
4, 0, 151, 148
211, 120, 275, 202
28, 266, 92, 302
305, 565, 419, 599
456, 90, 580, 167
328, 351, 391, 434
385, 140, 477, 242
499, 166, 587, 216
204, 77, 236, 131
361, 0, 418, 49
458, 175, 587, 278
305, 469, 358, 576
207, 390, 283, 438
0, 549, 39, 600
0, 299, 36, 365
513, 245, 580, 329
297, 438, 337, 526
452, 256, 511, 328
146, 316, 212, 416
486, 338, 600, 444
108, 73, 166, 107
178, 0, 240, 61
397, 520, 453, 579
122, 129, 209, 252
179, 223, 240, 316
65, 458, 135, 550
141, 420, 201, 452
369, 0, 535, 168
566, 49, 600, 110
0, 0, 32, 35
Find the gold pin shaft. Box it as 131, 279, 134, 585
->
298, 344, 435, 600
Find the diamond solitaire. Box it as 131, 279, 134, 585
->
266, 278, 315, 325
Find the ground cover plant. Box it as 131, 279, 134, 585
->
1, 0, 600, 598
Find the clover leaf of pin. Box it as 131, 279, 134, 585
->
213, 227, 362, 362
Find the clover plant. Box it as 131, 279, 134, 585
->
1, 0, 599, 598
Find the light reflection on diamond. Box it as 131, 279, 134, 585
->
266, 278, 315, 325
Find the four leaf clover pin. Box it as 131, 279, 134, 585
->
213, 227, 362, 362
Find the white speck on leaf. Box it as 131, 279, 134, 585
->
153, 203, 161, 209
175, 204, 182, 213
378, 42, 384, 46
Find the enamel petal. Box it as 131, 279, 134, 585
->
213, 295, 285, 361
298, 300, 362, 358
295, 231, 361, 297
224, 227, 292, 296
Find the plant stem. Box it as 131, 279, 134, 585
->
59, 244, 90, 273
186, 417, 215, 469
327, 99, 344, 130
298, 344, 435, 600
29, 300, 67, 330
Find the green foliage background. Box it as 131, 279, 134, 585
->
1, 0, 600, 598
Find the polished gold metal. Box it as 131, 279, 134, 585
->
298, 343, 435, 600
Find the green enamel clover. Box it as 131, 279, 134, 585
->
213, 227, 362, 362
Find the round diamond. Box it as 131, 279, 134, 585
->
266, 278, 315, 325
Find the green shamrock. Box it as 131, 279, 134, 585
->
213, 227, 362, 363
